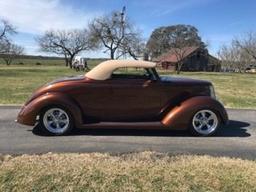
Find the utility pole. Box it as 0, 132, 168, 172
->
121, 6, 126, 36
120, 6, 126, 59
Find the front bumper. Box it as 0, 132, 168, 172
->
16, 105, 37, 126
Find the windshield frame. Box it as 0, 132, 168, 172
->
110, 67, 160, 81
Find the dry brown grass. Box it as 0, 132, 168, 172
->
1, 152, 256, 192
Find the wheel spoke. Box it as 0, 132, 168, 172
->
58, 111, 64, 118
206, 124, 212, 129
50, 114, 56, 120
56, 123, 60, 129
207, 115, 214, 121
194, 117, 201, 122
197, 123, 203, 130
59, 119, 68, 124
48, 120, 54, 124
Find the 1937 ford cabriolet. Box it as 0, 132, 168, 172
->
17, 60, 228, 136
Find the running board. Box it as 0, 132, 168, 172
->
80, 121, 165, 129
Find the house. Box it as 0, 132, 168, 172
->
154, 46, 221, 72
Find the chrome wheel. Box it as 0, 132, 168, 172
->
192, 110, 219, 135
42, 108, 70, 134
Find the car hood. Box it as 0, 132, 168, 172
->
25, 75, 85, 105
46, 75, 85, 85
160, 76, 211, 86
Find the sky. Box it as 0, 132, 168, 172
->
0, 0, 255, 58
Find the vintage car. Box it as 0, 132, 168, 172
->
17, 60, 228, 136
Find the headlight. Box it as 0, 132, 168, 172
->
209, 85, 216, 99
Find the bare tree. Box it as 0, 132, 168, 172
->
0, 20, 17, 54
89, 8, 143, 59
0, 20, 23, 65
173, 47, 197, 74
37, 29, 95, 68
218, 45, 233, 71
234, 32, 256, 61
218, 42, 249, 73
116, 33, 145, 60
0, 38, 10, 54
0, 20, 16, 40
1, 42, 24, 65
171, 34, 206, 74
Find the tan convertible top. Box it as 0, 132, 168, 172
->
85, 60, 156, 80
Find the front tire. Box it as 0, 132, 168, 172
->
189, 109, 220, 136
39, 106, 73, 135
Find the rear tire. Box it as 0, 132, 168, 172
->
189, 109, 220, 136
39, 106, 73, 136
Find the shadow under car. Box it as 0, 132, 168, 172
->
31, 120, 251, 137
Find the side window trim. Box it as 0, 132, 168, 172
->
110, 67, 154, 80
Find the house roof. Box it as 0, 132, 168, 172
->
85, 60, 156, 80
155, 46, 200, 63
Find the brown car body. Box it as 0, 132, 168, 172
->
17, 60, 228, 134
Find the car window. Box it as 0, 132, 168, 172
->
111, 67, 153, 80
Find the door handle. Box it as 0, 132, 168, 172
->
143, 80, 151, 87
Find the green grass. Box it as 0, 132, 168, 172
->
0, 59, 103, 104
1, 152, 256, 192
0, 63, 255, 108
0, 66, 84, 104
171, 72, 256, 109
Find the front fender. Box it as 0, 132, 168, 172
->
17, 92, 83, 126
162, 96, 228, 130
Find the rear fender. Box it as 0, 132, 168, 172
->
17, 93, 83, 126
162, 96, 228, 130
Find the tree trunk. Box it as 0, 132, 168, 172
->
64, 57, 69, 67
3, 57, 12, 65
110, 50, 115, 59
176, 63, 181, 74
68, 58, 72, 69
69, 54, 76, 69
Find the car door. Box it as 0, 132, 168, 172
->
73, 68, 165, 122
72, 80, 114, 123
106, 75, 164, 122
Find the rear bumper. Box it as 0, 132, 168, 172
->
221, 107, 229, 125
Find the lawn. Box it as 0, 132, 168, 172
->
0, 63, 255, 108
1, 152, 256, 192
0, 66, 84, 104
172, 72, 256, 109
